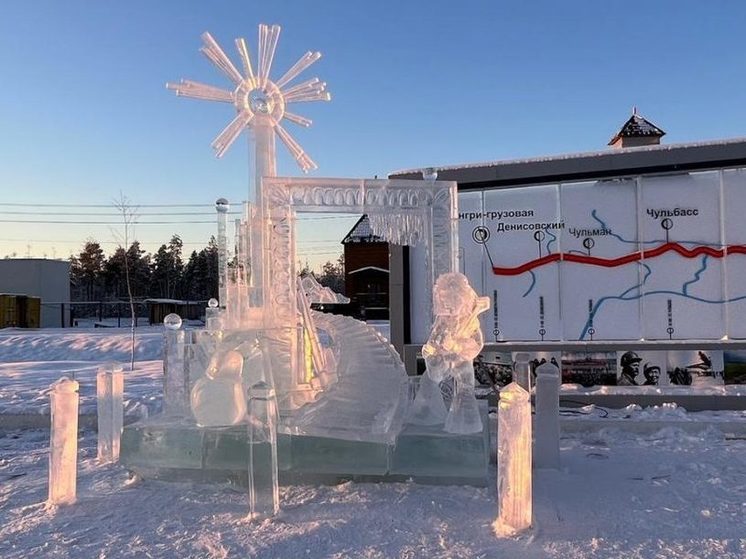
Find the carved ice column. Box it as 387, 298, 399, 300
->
534, 361, 561, 470
205, 298, 221, 331
163, 313, 190, 417
248, 121, 275, 310
494, 382, 532, 536
97, 362, 124, 464
513, 352, 531, 392
48, 377, 79, 506
215, 198, 230, 311
247, 379, 280, 519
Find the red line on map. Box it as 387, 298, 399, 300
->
491, 242, 746, 276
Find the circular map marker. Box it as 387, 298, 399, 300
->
472, 226, 490, 244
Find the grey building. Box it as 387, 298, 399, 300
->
0, 259, 71, 327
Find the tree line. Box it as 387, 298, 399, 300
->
69, 235, 345, 303
70, 235, 219, 302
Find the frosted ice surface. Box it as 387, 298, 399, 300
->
285, 313, 408, 443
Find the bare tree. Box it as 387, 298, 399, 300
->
112, 193, 139, 371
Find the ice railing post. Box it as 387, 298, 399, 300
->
534, 361, 561, 470
163, 313, 190, 417
48, 377, 79, 506
494, 382, 532, 536
247, 377, 280, 519
205, 297, 221, 331
97, 362, 124, 464
513, 352, 532, 392
215, 197, 230, 311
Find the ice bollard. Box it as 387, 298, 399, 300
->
48, 377, 79, 506
513, 352, 531, 392
494, 382, 532, 536
215, 197, 230, 310
97, 362, 124, 464
163, 313, 190, 417
205, 298, 221, 331
534, 361, 561, 470
247, 380, 280, 520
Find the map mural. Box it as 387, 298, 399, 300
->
457, 170, 746, 342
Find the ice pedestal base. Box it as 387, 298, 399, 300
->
120, 402, 490, 486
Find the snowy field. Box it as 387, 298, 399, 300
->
2, 327, 746, 558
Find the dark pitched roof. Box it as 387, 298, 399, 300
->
342, 214, 384, 244
608, 111, 665, 145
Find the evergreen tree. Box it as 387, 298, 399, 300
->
150, 235, 183, 299
126, 241, 151, 298
317, 253, 345, 294
103, 247, 127, 298
76, 241, 105, 300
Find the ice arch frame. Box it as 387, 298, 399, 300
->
260, 176, 458, 394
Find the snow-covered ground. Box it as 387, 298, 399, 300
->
2, 327, 746, 558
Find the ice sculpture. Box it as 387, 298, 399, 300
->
205, 297, 221, 331
215, 197, 230, 309
494, 382, 532, 536
513, 352, 531, 392
247, 377, 280, 519
48, 377, 79, 506
410, 273, 489, 434
163, 313, 190, 417
119, 23, 475, 489
534, 361, 560, 470
300, 274, 350, 304
191, 350, 247, 427
97, 362, 124, 464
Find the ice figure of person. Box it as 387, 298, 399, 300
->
409, 272, 490, 433
190, 350, 247, 427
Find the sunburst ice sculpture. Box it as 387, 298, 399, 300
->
167, 24, 330, 173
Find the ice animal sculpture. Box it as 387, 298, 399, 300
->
409, 272, 489, 434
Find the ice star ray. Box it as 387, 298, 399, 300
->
165, 80, 234, 103
275, 52, 322, 89
285, 89, 331, 104
283, 111, 313, 127
281, 77, 322, 98
275, 123, 317, 172
257, 24, 281, 88
200, 32, 244, 86
212, 113, 253, 158
235, 38, 256, 88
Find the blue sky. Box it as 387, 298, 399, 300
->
1, 1, 745, 265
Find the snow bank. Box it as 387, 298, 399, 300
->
0, 328, 164, 363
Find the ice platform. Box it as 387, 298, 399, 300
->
120, 406, 491, 487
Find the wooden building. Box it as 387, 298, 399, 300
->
342, 215, 390, 319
